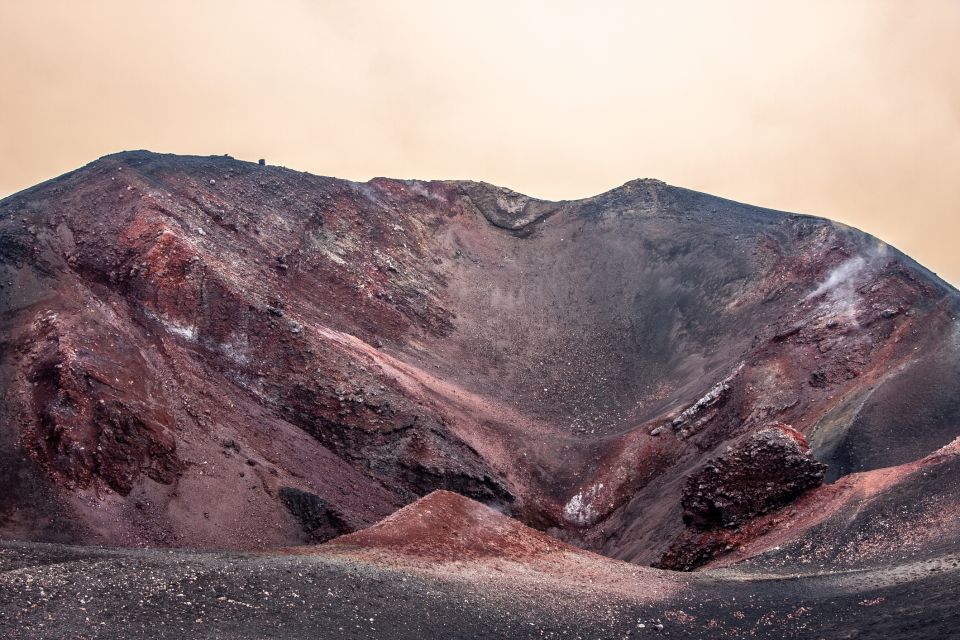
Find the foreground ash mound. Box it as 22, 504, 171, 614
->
0, 150, 958, 632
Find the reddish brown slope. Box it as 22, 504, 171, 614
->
321, 490, 682, 603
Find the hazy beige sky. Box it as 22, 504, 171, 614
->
1, 1, 958, 284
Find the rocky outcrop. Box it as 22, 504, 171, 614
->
16, 313, 182, 496
670, 366, 742, 439
656, 423, 826, 570
458, 182, 559, 233
681, 423, 826, 529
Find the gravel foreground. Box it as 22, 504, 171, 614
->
0, 541, 957, 639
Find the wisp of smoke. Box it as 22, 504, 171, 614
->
803, 243, 891, 326
804, 256, 867, 301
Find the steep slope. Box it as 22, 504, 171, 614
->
0, 150, 957, 569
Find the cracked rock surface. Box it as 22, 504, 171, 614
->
681, 423, 827, 530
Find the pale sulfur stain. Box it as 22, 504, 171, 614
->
563, 482, 603, 526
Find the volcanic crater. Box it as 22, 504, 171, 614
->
1, 151, 958, 638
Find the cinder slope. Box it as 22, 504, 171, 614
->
322, 490, 680, 603
324, 489, 569, 561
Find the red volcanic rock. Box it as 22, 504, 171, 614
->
680, 423, 826, 530
18, 311, 182, 496
320, 490, 684, 605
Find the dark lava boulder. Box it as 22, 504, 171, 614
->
681, 423, 826, 529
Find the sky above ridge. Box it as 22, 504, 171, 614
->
1, 0, 958, 284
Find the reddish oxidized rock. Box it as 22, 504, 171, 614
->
18, 313, 182, 496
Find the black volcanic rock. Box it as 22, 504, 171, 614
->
681, 423, 826, 529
